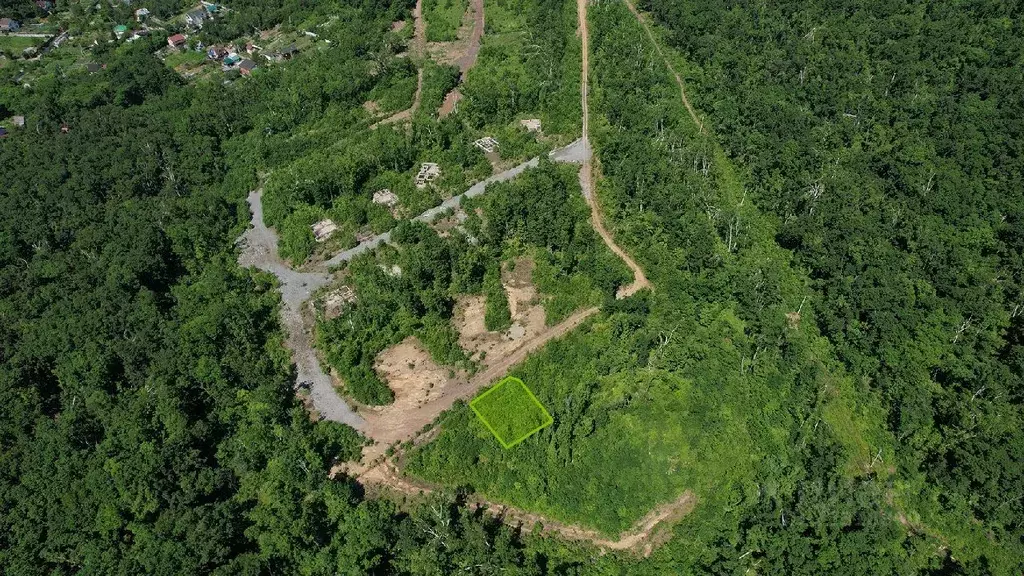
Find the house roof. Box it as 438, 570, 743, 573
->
168, 33, 187, 44
239, 59, 257, 71
86, 63, 101, 73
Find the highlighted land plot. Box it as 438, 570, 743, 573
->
470, 376, 553, 448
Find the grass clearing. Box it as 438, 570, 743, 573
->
423, 0, 468, 42
470, 376, 552, 447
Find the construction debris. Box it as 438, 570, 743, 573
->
473, 136, 499, 153
311, 219, 338, 242
520, 118, 542, 132
415, 162, 441, 188
323, 286, 356, 319
372, 188, 399, 207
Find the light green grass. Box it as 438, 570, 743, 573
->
423, 0, 467, 42
470, 376, 552, 448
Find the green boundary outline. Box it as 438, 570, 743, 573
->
469, 376, 554, 448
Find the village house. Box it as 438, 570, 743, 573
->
35, 0, 54, 12
12, 115, 25, 129
414, 163, 441, 188
0, 127, 8, 138
113, 24, 129, 40
207, 45, 228, 60
185, 9, 206, 28
86, 62, 102, 73
135, 8, 149, 21
238, 58, 257, 76
311, 219, 338, 242
0, 18, 20, 32
167, 33, 188, 49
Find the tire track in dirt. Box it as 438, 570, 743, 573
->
578, 0, 650, 299
357, 458, 695, 555
372, 0, 426, 128
622, 0, 705, 133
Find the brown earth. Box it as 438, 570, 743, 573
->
358, 258, 589, 461
436, 0, 484, 117
356, 458, 696, 555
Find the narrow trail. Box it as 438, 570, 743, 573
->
372, 0, 426, 128
577, 0, 650, 299
358, 457, 695, 555
622, 0, 705, 133
438, 0, 485, 117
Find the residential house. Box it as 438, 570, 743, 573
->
135, 8, 149, 21
271, 43, 298, 61
167, 33, 187, 48
12, 115, 25, 129
86, 62, 102, 73
0, 127, 8, 138
35, 0, 54, 12
223, 52, 240, 65
238, 58, 256, 76
0, 18, 20, 32
113, 24, 129, 39
184, 9, 206, 28
206, 45, 228, 60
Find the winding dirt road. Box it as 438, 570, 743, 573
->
577, 0, 650, 299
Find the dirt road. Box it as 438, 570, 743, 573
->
359, 458, 695, 555
372, 0, 426, 128
577, 0, 651, 298
437, 0, 485, 117
360, 305, 599, 460
623, 0, 705, 133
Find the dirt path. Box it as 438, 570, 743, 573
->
437, 0, 485, 117
371, 68, 423, 128
577, 0, 651, 299
622, 0, 705, 133
358, 458, 695, 555
372, 0, 426, 128
360, 305, 598, 460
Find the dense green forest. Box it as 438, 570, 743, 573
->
633, 0, 1024, 570
3, 0, 1023, 572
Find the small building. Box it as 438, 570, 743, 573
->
207, 45, 228, 60
35, 0, 54, 12
11, 115, 25, 128
129, 29, 149, 40
520, 118, 542, 132
0, 127, 8, 138
311, 219, 338, 242
135, 8, 150, 21
222, 52, 240, 65
167, 33, 188, 48
113, 24, 129, 39
244, 41, 257, 54
185, 9, 206, 28
0, 18, 20, 32
238, 58, 257, 76
414, 162, 441, 188
372, 188, 399, 207
86, 62, 102, 73
473, 136, 499, 153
